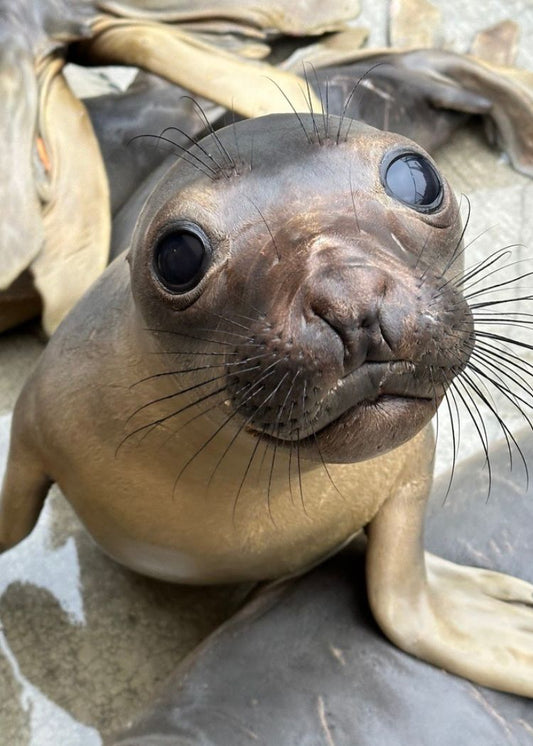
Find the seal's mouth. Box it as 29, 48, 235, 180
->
243, 360, 444, 462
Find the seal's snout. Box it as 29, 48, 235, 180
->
224, 229, 473, 462
307, 263, 396, 377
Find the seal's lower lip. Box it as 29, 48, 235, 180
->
259, 393, 434, 445
253, 393, 439, 463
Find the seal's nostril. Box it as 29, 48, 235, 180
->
313, 299, 402, 376
310, 303, 369, 374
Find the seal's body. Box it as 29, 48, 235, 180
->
2, 115, 533, 696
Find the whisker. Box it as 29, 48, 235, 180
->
269, 371, 300, 507
336, 62, 389, 145
450, 376, 492, 493
440, 247, 511, 294
263, 77, 312, 144
247, 198, 281, 261
146, 327, 247, 348
440, 370, 461, 502
150, 349, 238, 357
295, 428, 308, 517
230, 106, 243, 166
311, 68, 330, 140
460, 369, 529, 486
470, 293, 533, 311
463, 269, 533, 302
265, 437, 279, 526
453, 248, 513, 291
475, 330, 533, 354
466, 359, 533, 422
161, 372, 262, 448
232, 436, 262, 523
131, 362, 225, 387
185, 327, 256, 341
204, 369, 291, 523
203, 308, 255, 330
132, 351, 273, 388
286, 401, 296, 507
116, 385, 227, 454
159, 124, 224, 174
299, 379, 343, 503
472, 340, 533, 391
428, 366, 440, 461
414, 223, 434, 274
349, 167, 361, 233
206, 369, 289, 494
180, 94, 237, 174
301, 62, 321, 144
128, 133, 217, 180
441, 194, 471, 277
131, 355, 252, 388
179, 358, 286, 492
126, 368, 251, 423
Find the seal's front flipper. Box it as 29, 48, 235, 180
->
0, 410, 51, 552
420, 553, 533, 693
366, 460, 533, 697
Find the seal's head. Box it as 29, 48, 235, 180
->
129, 114, 474, 463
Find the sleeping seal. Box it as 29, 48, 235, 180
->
1, 113, 533, 696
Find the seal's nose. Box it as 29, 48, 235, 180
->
309, 265, 397, 376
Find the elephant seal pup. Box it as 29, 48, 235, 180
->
1, 113, 533, 696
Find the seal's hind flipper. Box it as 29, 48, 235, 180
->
0, 406, 51, 552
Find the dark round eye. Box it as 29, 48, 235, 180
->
153, 226, 210, 293
382, 152, 443, 211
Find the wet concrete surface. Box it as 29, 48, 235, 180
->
1, 1, 533, 743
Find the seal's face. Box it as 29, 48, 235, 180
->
129, 114, 474, 463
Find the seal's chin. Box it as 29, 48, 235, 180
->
243, 360, 444, 463
251, 393, 440, 464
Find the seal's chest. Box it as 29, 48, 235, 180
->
65, 426, 413, 585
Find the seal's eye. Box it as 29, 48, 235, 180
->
153, 226, 210, 293
383, 152, 443, 212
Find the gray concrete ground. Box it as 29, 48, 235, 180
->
1, 1, 532, 744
